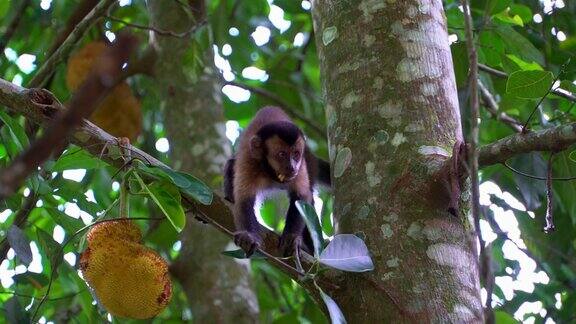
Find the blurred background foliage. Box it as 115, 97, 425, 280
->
0, 0, 575, 323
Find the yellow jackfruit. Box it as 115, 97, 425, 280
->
80, 220, 172, 319
66, 41, 142, 142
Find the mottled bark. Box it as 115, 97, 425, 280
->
147, 1, 259, 322
311, 0, 483, 322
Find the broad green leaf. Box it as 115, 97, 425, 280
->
46, 208, 85, 233
319, 234, 374, 272
494, 311, 518, 323
142, 178, 186, 232
137, 164, 213, 205
6, 225, 32, 266
0, 110, 29, 152
506, 70, 553, 99
51, 147, 106, 171
320, 194, 334, 236
496, 25, 544, 65
505, 54, 543, 71
318, 287, 347, 324
12, 272, 49, 288
221, 249, 267, 259
484, 0, 511, 15
509, 4, 532, 24
295, 200, 324, 257
36, 228, 63, 275
494, 12, 524, 26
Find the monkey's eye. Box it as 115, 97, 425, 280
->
278, 151, 287, 159
293, 151, 301, 161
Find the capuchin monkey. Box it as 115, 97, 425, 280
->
224, 106, 331, 257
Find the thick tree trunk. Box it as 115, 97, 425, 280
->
311, 0, 483, 322
147, 1, 259, 322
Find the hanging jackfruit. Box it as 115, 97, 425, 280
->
80, 220, 172, 319
66, 41, 142, 142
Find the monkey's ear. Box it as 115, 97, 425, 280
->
250, 135, 263, 159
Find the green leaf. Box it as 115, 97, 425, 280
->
51, 147, 107, 171
496, 25, 544, 65
506, 70, 553, 99
46, 208, 85, 233
137, 164, 213, 205
36, 228, 63, 275
137, 175, 186, 232
494, 12, 524, 26
12, 272, 50, 288
0, 110, 29, 152
295, 201, 324, 257
221, 248, 267, 259
494, 311, 519, 324
509, 4, 532, 24
484, 0, 511, 15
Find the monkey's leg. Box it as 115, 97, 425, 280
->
279, 191, 311, 256
233, 196, 262, 257
223, 158, 235, 202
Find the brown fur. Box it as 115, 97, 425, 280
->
227, 106, 315, 256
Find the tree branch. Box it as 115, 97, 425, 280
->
45, 0, 100, 59
0, 34, 138, 199
106, 15, 207, 37
0, 0, 31, 54
478, 80, 523, 133
0, 75, 327, 290
225, 81, 326, 138
479, 64, 576, 103
27, 0, 117, 88
478, 123, 576, 166
462, 0, 482, 245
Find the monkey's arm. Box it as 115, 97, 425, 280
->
279, 181, 313, 256
233, 196, 263, 257
223, 158, 235, 202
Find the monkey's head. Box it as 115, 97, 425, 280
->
251, 122, 305, 183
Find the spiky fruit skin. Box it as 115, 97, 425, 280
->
66, 41, 142, 141
80, 221, 172, 319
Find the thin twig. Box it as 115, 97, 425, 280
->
521, 61, 570, 132
27, 0, 117, 88
544, 152, 555, 232
0, 34, 138, 200
478, 80, 523, 133
45, 0, 101, 58
462, 0, 482, 252
502, 160, 576, 181
0, 289, 84, 301
225, 81, 325, 138
0, 76, 341, 294
0, 0, 32, 54
478, 63, 576, 103
106, 15, 207, 37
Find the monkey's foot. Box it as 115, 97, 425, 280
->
278, 232, 303, 257
234, 231, 262, 257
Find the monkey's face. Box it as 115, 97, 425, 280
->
265, 137, 305, 183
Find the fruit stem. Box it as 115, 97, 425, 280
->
119, 176, 130, 218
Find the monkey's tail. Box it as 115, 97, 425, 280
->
224, 158, 235, 202
316, 158, 331, 187
305, 148, 331, 188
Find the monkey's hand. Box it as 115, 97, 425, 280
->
234, 231, 262, 257
278, 232, 303, 257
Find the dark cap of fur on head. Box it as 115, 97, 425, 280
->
256, 121, 303, 145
